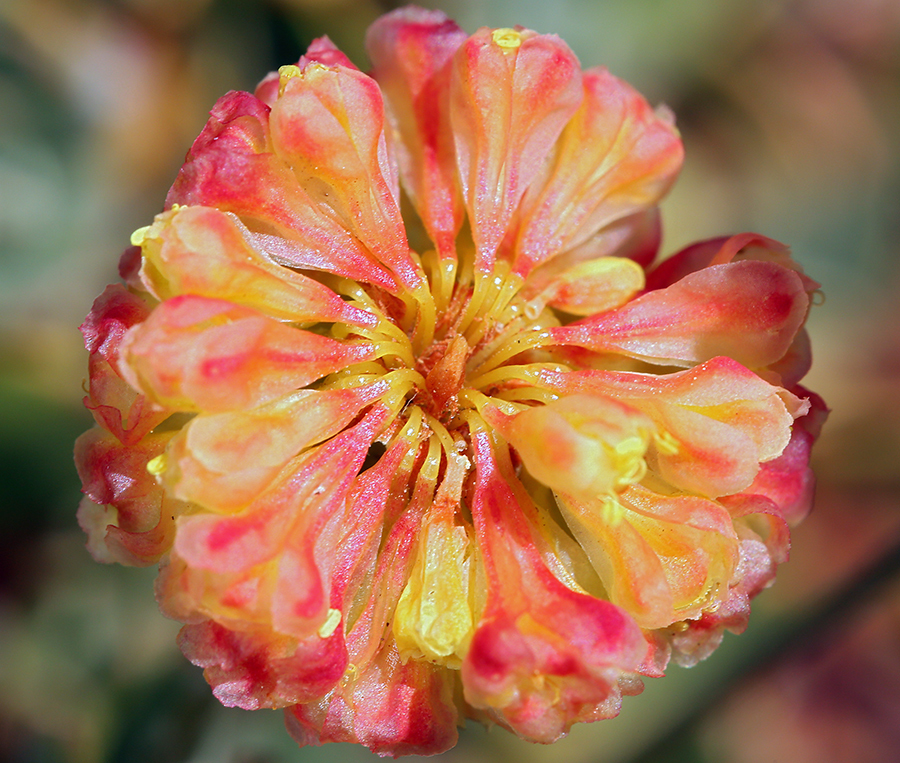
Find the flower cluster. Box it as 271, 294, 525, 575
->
75, 6, 826, 756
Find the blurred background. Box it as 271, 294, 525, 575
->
1, 0, 899, 761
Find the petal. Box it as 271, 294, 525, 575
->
548, 259, 809, 368
367, 6, 468, 259
720, 493, 790, 567
162, 405, 391, 706
394, 449, 474, 668
450, 27, 583, 272
342, 438, 436, 671
173, 408, 388, 574
556, 485, 739, 629
328, 436, 414, 608
120, 295, 375, 412
74, 428, 178, 565
137, 206, 376, 327
80, 285, 169, 445
286, 636, 460, 757
646, 233, 820, 294
737, 386, 828, 524
166, 90, 399, 292
539, 357, 805, 497
269, 63, 424, 292
543, 256, 646, 316
521, 206, 661, 300
512, 68, 682, 277
177, 620, 347, 710
483, 394, 652, 503
666, 495, 789, 667
162, 383, 387, 511
462, 428, 646, 742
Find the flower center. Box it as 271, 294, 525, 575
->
330, 254, 558, 443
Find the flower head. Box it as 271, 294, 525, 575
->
76, 5, 826, 756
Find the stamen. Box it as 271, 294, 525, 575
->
458, 389, 521, 418
372, 341, 416, 369
492, 28, 523, 49
600, 495, 626, 525
467, 329, 553, 381
317, 608, 342, 638
130, 225, 152, 247
334, 281, 412, 348
456, 267, 493, 335
496, 386, 560, 405
147, 454, 167, 476
418, 431, 443, 484
654, 430, 681, 456
463, 264, 524, 347
377, 368, 426, 414
410, 280, 437, 356
397, 406, 426, 473
421, 248, 457, 314
468, 363, 545, 391
424, 412, 457, 459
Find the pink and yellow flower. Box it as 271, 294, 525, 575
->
75, 6, 826, 756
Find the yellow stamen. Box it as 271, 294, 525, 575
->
467, 329, 553, 381
496, 386, 560, 405
654, 430, 681, 456
600, 495, 626, 525
373, 340, 416, 369
317, 608, 342, 638
492, 28, 523, 48
147, 454, 168, 476
418, 431, 443, 484
421, 248, 457, 314
410, 280, 437, 355
130, 225, 152, 247
468, 363, 545, 392
424, 412, 457, 459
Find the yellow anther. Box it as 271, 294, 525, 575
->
278, 64, 304, 96
317, 608, 342, 638
654, 430, 681, 456
492, 28, 522, 48
130, 225, 152, 247
146, 454, 168, 476
278, 64, 302, 80
600, 495, 626, 526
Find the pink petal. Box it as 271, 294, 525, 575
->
74, 428, 177, 565
139, 206, 376, 327
512, 67, 682, 277
80, 285, 169, 445
120, 295, 375, 412
285, 638, 460, 757
165, 383, 387, 510
462, 428, 646, 742
549, 259, 809, 368
737, 386, 827, 524
173, 408, 387, 573
540, 357, 804, 496
646, 232, 820, 294
450, 27, 583, 272
166, 90, 399, 292
557, 486, 739, 629
367, 6, 468, 259
269, 63, 424, 292
177, 620, 347, 710
521, 206, 661, 300
342, 445, 432, 670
